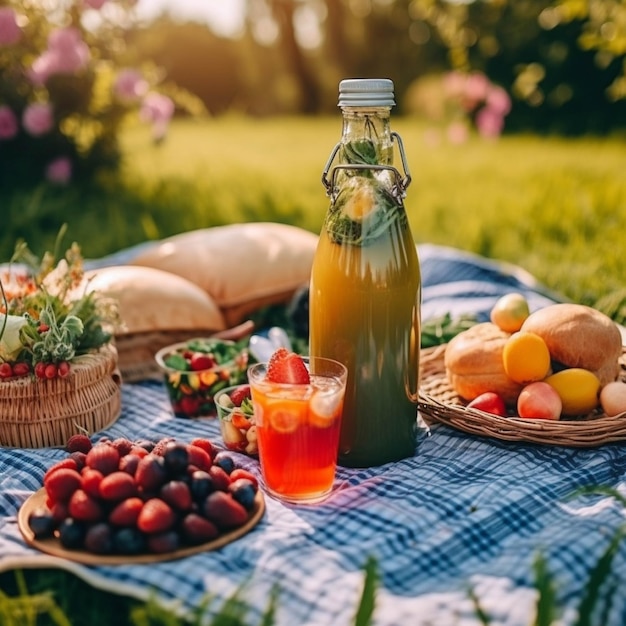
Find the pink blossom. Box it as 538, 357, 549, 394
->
83, 0, 108, 9
0, 7, 22, 47
475, 107, 505, 138
113, 68, 148, 103
140, 92, 175, 140
0, 105, 19, 140
446, 121, 469, 145
486, 86, 512, 116
443, 71, 466, 98
462, 72, 490, 111
22, 102, 54, 136
29, 27, 90, 86
45, 156, 72, 184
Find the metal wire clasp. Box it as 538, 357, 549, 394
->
321, 131, 412, 201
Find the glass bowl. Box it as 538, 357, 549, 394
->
155, 338, 248, 418
214, 384, 258, 456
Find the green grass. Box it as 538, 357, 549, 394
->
1, 116, 626, 622
2, 116, 626, 322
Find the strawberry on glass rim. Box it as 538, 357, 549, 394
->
266, 348, 310, 384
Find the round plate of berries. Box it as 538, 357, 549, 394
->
18, 435, 265, 564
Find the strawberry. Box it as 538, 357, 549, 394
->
85, 443, 120, 476
43, 458, 78, 483
137, 498, 176, 534
109, 497, 144, 527
186, 444, 212, 472
208, 465, 231, 492
118, 454, 140, 476
266, 348, 310, 384
181, 513, 219, 545
190, 353, 216, 371
66, 434, 93, 454
160, 480, 192, 511
44, 467, 82, 503
68, 489, 104, 522
189, 438, 217, 458
99, 471, 137, 501
202, 491, 248, 530
229, 385, 251, 407
229, 468, 259, 490
81, 468, 104, 498
135, 454, 167, 491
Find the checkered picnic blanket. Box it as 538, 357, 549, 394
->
1, 244, 625, 626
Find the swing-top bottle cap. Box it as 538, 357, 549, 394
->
338, 78, 395, 108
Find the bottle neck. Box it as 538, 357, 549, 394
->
340, 107, 393, 166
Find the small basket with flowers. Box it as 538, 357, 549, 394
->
0, 229, 122, 448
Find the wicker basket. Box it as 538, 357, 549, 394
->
418, 344, 626, 447
0, 344, 122, 449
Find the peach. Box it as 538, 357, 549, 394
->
517, 381, 562, 420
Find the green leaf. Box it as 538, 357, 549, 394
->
532, 552, 557, 626
353, 556, 378, 626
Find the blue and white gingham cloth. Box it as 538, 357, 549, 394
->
1, 243, 625, 626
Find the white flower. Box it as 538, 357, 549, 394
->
0, 314, 27, 361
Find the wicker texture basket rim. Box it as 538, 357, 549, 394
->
418, 344, 626, 447
0, 344, 121, 449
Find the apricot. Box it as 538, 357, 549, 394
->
544, 369, 601, 416
517, 382, 562, 420
600, 381, 626, 417
502, 332, 551, 384
490, 293, 530, 333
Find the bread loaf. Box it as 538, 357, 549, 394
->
520, 303, 622, 386
444, 322, 524, 405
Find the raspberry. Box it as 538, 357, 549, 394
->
66, 434, 93, 454
99, 471, 137, 501
110, 438, 134, 457
137, 498, 176, 534
85, 443, 120, 475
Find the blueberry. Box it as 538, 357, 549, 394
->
189, 470, 215, 502
229, 478, 257, 511
163, 442, 189, 476
213, 452, 235, 475
28, 507, 56, 539
85, 522, 113, 555
113, 527, 147, 555
58, 518, 86, 550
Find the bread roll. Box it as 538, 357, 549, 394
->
83, 265, 226, 334
520, 303, 622, 386
444, 322, 523, 405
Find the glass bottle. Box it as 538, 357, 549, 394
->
309, 78, 421, 467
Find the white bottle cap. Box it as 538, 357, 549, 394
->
338, 78, 395, 108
